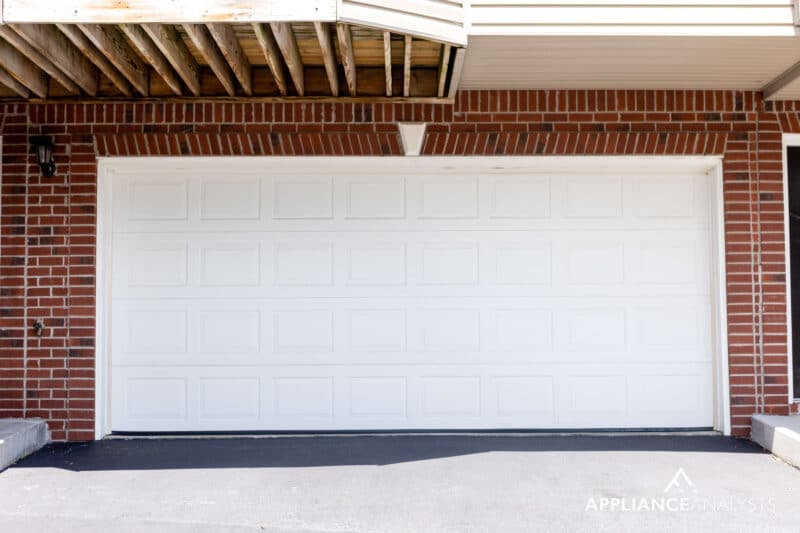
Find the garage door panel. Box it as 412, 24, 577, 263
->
109, 160, 717, 432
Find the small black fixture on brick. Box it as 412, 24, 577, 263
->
30, 135, 56, 177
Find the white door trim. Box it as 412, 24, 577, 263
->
94, 155, 729, 438
782, 134, 800, 403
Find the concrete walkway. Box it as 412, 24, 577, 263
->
0, 434, 798, 532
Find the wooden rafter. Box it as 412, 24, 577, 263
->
206, 23, 252, 96
120, 24, 182, 96
183, 24, 236, 97
383, 32, 392, 97
313, 22, 338, 97
336, 24, 356, 96
58, 23, 133, 96
78, 24, 149, 96
252, 23, 287, 96
437, 44, 452, 98
447, 47, 466, 99
142, 24, 200, 96
0, 65, 31, 98
0, 25, 80, 94
11, 24, 99, 96
0, 37, 47, 98
269, 22, 304, 96
403, 35, 412, 97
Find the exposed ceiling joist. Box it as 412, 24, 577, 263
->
437, 44, 451, 98
183, 24, 236, 97
0, 65, 31, 98
313, 22, 338, 97
336, 23, 357, 96
383, 31, 392, 97
252, 23, 288, 96
142, 23, 201, 96
0, 25, 81, 94
269, 22, 304, 96
0, 37, 47, 97
447, 47, 466, 99
11, 24, 99, 95
77, 23, 149, 96
207, 23, 252, 96
120, 24, 182, 95
403, 35, 412, 97
58, 23, 133, 96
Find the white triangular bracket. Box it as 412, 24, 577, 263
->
398, 122, 427, 156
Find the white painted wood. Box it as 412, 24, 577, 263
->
461, 35, 800, 94
398, 123, 427, 156
340, 0, 467, 46
100, 156, 726, 433
3, 0, 337, 23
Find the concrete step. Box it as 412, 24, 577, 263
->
751, 414, 800, 469
0, 419, 50, 471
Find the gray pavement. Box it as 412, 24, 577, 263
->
0, 434, 798, 532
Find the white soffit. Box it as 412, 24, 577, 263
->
461, 35, 800, 95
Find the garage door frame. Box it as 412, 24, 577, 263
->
93, 155, 729, 438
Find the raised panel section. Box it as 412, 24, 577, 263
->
566, 308, 626, 351
346, 179, 406, 219
274, 378, 333, 417
491, 243, 550, 285
348, 378, 407, 416
128, 178, 188, 221
420, 243, 479, 285
634, 178, 695, 218
421, 377, 481, 416
125, 310, 187, 354
126, 378, 187, 420
564, 177, 622, 218
629, 375, 702, 414
635, 307, 699, 349
419, 177, 478, 218
492, 309, 552, 350
273, 178, 333, 219
128, 241, 187, 286
200, 243, 260, 286
347, 310, 407, 352
274, 311, 334, 352
274, 244, 333, 286
346, 245, 407, 286
198, 378, 260, 420
197, 311, 260, 354
201, 179, 260, 220
568, 375, 627, 414
490, 176, 550, 218
421, 309, 480, 351
636, 244, 696, 284
566, 242, 624, 285
493, 377, 554, 415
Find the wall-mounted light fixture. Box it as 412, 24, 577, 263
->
30, 135, 56, 178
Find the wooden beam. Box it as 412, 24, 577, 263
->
763, 59, 800, 100
403, 35, 412, 97
78, 24, 149, 96
0, 38, 47, 97
313, 22, 338, 97
58, 23, 133, 96
206, 23, 252, 96
336, 24, 356, 96
269, 22, 304, 96
437, 44, 451, 98
0, 25, 80, 94
11, 24, 99, 96
252, 23, 287, 96
120, 24, 182, 96
447, 47, 465, 99
142, 24, 200, 96
0, 65, 31, 98
383, 32, 392, 97
183, 24, 235, 96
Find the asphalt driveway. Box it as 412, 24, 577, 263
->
1, 434, 798, 532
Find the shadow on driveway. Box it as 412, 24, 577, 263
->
11, 433, 766, 471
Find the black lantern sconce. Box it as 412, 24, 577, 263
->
30, 135, 56, 178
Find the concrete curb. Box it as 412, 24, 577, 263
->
751, 414, 800, 469
0, 419, 50, 471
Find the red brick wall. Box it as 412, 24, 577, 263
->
0, 90, 797, 440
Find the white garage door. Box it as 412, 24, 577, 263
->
106, 157, 717, 432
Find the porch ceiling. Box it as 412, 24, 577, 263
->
0, 22, 464, 100
461, 35, 800, 100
